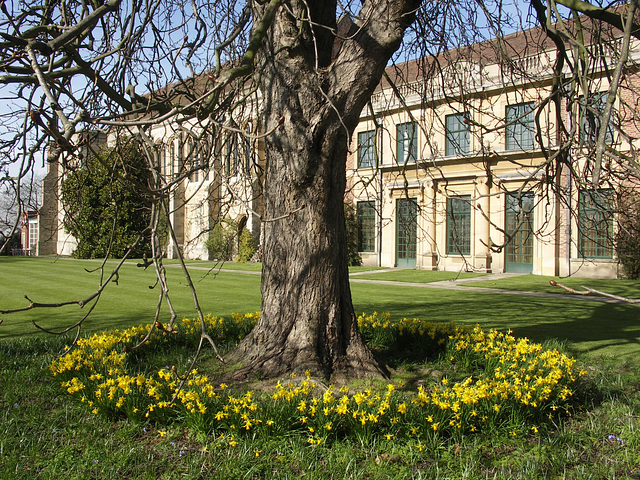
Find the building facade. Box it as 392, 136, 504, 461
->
347, 24, 639, 278
38, 15, 639, 278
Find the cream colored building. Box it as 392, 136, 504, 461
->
39, 18, 639, 278
347, 26, 640, 278
39, 120, 263, 261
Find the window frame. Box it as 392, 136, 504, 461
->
505, 102, 535, 151
396, 122, 417, 164
578, 188, 614, 259
28, 218, 38, 251
225, 133, 240, 177
445, 112, 470, 156
357, 130, 376, 169
356, 201, 376, 253
579, 92, 615, 146
446, 195, 471, 256
186, 137, 200, 183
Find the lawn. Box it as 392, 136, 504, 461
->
468, 273, 640, 299
2, 257, 640, 365
1, 257, 640, 479
352, 269, 486, 283
0, 257, 262, 339
352, 281, 640, 366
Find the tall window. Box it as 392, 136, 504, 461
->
169, 141, 176, 178
445, 113, 470, 156
357, 130, 376, 169
396, 122, 417, 164
186, 137, 202, 183
245, 124, 253, 177
580, 93, 615, 145
28, 218, 38, 251
447, 196, 471, 255
579, 189, 614, 259
506, 102, 535, 151
357, 201, 376, 252
225, 133, 239, 176
160, 146, 166, 177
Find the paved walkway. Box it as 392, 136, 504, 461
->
347, 269, 624, 303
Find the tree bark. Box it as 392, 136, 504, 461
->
229, 0, 420, 380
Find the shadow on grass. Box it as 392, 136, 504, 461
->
0, 307, 154, 340
352, 285, 640, 366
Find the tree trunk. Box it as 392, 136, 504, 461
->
228, 0, 419, 380
231, 112, 385, 379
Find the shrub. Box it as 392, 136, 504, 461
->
205, 221, 235, 261
1, 232, 21, 255
60, 141, 152, 259
236, 228, 256, 262
615, 189, 640, 279
344, 202, 362, 266
616, 226, 640, 279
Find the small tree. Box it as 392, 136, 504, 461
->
344, 203, 362, 267
61, 142, 152, 259
0, 232, 21, 256
616, 191, 640, 279
236, 228, 257, 263
205, 221, 236, 261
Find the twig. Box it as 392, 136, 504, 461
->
549, 280, 640, 304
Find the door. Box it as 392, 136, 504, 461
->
396, 198, 417, 268
505, 192, 534, 273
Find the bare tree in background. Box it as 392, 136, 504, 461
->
1, 0, 639, 379
0, 171, 40, 253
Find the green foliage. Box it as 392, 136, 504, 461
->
344, 202, 362, 266
0, 231, 21, 255
60, 141, 152, 259
236, 228, 256, 263
614, 190, 640, 279
205, 221, 236, 261
616, 220, 640, 279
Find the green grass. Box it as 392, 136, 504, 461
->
356, 269, 486, 283
2, 316, 640, 479
468, 273, 640, 298
183, 261, 263, 272
352, 283, 640, 366
180, 262, 387, 274
2, 257, 640, 365
0, 257, 261, 339
1, 257, 640, 478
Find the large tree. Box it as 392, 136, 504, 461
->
2, 0, 640, 379
227, 1, 420, 378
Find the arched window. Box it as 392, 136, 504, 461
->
225, 132, 240, 176
183, 133, 210, 183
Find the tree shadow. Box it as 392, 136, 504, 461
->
352, 285, 640, 365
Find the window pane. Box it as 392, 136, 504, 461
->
397, 198, 418, 261
357, 201, 376, 252
447, 196, 471, 255
445, 113, 470, 156
357, 130, 375, 169
580, 93, 615, 145
505, 192, 534, 266
225, 134, 239, 176
579, 189, 614, 259
170, 142, 175, 177
396, 122, 417, 164
186, 138, 199, 182
506, 102, 535, 151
